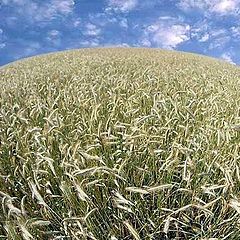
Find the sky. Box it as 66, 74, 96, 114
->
0, 0, 240, 66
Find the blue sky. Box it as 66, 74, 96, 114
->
0, 0, 240, 66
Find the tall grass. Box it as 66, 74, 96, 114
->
0, 48, 240, 239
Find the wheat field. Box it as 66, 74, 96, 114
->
0, 48, 240, 239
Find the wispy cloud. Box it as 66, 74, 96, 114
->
73, 18, 81, 27
51, 0, 75, 15
221, 52, 236, 64
83, 23, 101, 36
141, 17, 190, 49
230, 26, 240, 39
178, 0, 240, 15
106, 0, 138, 12
191, 21, 232, 51
0, 28, 6, 49
11, 41, 41, 60
48, 30, 61, 37
103, 42, 130, 48
198, 33, 210, 42
0, 43, 6, 49
119, 18, 128, 29
78, 39, 100, 47
46, 30, 62, 47
88, 13, 118, 27
2, 0, 75, 23
212, 0, 238, 14
208, 29, 231, 50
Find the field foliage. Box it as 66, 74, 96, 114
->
0, 48, 240, 239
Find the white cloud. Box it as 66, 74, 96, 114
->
212, 0, 237, 14
51, 0, 75, 14
211, 29, 227, 37
230, 26, 240, 38
119, 18, 128, 29
206, 28, 231, 49
84, 23, 101, 36
106, 0, 138, 12
142, 17, 190, 49
199, 33, 210, 42
36, 0, 75, 21
178, 0, 210, 11
88, 13, 118, 27
140, 38, 151, 47
0, 43, 6, 49
0, 29, 6, 49
190, 20, 209, 40
2, 0, 75, 22
209, 36, 231, 49
46, 30, 62, 47
178, 0, 240, 15
153, 25, 190, 49
191, 21, 231, 49
13, 41, 41, 60
73, 19, 81, 27
221, 52, 236, 64
48, 30, 60, 37
23, 43, 41, 56
78, 39, 100, 47
104, 43, 130, 48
